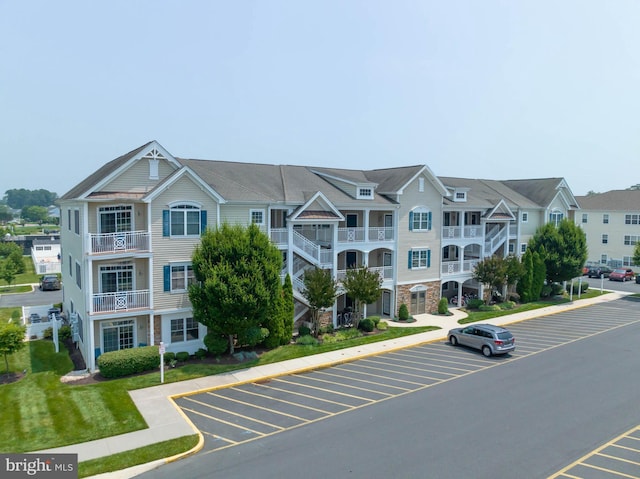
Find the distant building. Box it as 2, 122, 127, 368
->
31, 237, 61, 275
575, 190, 640, 269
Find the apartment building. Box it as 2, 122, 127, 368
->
575, 190, 640, 269
58, 141, 578, 371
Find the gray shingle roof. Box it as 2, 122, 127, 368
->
576, 190, 640, 211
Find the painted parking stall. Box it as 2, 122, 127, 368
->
177, 298, 640, 454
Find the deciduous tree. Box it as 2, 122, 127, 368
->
0, 322, 26, 374
342, 265, 382, 327
302, 267, 338, 336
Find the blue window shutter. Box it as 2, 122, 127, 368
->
408, 251, 412, 269
162, 210, 170, 237
427, 249, 431, 267
427, 211, 432, 230
408, 211, 414, 231
163, 265, 171, 292
201, 210, 207, 233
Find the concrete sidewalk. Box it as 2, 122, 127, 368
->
36, 291, 626, 478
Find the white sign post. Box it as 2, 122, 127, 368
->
51, 313, 59, 353
159, 341, 165, 384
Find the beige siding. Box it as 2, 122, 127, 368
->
59, 201, 89, 319
396, 174, 442, 284
101, 158, 176, 193
86, 202, 148, 233
579, 210, 638, 267
150, 175, 220, 311
220, 205, 261, 226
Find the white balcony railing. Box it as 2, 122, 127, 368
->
89, 231, 150, 255
441, 260, 479, 275
270, 228, 288, 246
336, 265, 392, 282
92, 290, 150, 314
441, 225, 483, 240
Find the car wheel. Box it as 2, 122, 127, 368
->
482, 346, 492, 357
450, 335, 458, 346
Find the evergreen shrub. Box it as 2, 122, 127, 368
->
97, 346, 160, 378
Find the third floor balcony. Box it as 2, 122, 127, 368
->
89, 231, 151, 255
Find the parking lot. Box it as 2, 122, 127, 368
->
176, 297, 640, 454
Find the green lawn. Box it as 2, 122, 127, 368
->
0, 256, 42, 287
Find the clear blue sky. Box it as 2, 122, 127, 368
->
2, 0, 639, 199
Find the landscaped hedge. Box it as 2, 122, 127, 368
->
97, 345, 160, 378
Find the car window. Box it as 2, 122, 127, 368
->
497, 332, 512, 340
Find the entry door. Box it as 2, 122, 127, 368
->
411, 290, 426, 315
382, 291, 391, 316
384, 214, 393, 240
346, 251, 357, 268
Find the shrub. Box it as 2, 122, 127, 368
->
358, 318, 375, 332
11, 310, 20, 321
479, 304, 501, 312
204, 333, 228, 356
398, 303, 409, 321
566, 282, 589, 294
298, 325, 311, 337
42, 327, 53, 340
195, 348, 207, 359
176, 351, 190, 362
296, 335, 318, 346
97, 346, 160, 378
498, 301, 516, 310
163, 351, 176, 364
376, 321, 388, 331
437, 298, 449, 315
540, 285, 552, 298
551, 282, 564, 296
319, 324, 334, 335
466, 299, 484, 310
59, 325, 72, 340
368, 316, 381, 327
237, 327, 269, 348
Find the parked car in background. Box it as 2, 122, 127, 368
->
588, 266, 613, 278
39, 275, 61, 291
609, 268, 635, 282
582, 262, 599, 275
637, 275, 640, 284
448, 324, 515, 357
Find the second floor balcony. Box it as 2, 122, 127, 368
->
89, 231, 150, 255
441, 259, 479, 276
92, 289, 150, 314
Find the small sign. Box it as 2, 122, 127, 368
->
159, 342, 165, 355
0, 453, 78, 478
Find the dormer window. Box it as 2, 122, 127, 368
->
357, 187, 373, 199
454, 191, 467, 202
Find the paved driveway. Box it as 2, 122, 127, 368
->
0, 284, 62, 308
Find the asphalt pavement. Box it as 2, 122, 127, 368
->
31, 289, 629, 479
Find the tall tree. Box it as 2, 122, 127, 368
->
5, 188, 58, 209
0, 322, 26, 374
473, 256, 507, 302
189, 223, 282, 354
301, 267, 338, 336
531, 250, 547, 301
527, 219, 587, 284
0, 261, 18, 288
342, 265, 382, 327
517, 249, 534, 303
21, 205, 48, 223
281, 274, 294, 345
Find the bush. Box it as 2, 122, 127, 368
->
398, 303, 410, 321
566, 282, 589, 294
195, 348, 207, 359
368, 316, 381, 327
466, 299, 484, 310
479, 304, 501, 312
376, 321, 388, 331
176, 351, 190, 362
59, 325, 72, 340
358, 318, 375, 332
298, 325, 311, 337
204, 333, 228, 356
97, 346, 160, 378
438, 298, 449, 315
540, 285, 552, 298
296, 335, 318, 346
237, 327, 269, 348
42, 327, 53, 340
498, 301, 516, 310
319, 324, 334, 335
163, 351, 176, 364
551, 282, 564, 296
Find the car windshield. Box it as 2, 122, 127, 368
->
613, 269, 626, 273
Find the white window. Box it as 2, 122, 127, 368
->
357, 187, 373, 199
521, 212, 528, 223
623, 256, 633, 266
170, 317, 200, 343
250, 209, 265, 225
508, 243, 515, 254
75, 262, 82, 288
410, 208, 432, 231
625, 214, 640, 225
170, 204, 201, 236
99, 205, 132, 233
409, 249, 431, 269
549, 210, 563, 227
624, 235, 639, 245
171, 264, 195, 291
520, 243, 527, 253
600, 254, 608, 264
603, 214, 609, 224
581, 213, 588, 224
74, 209, 80, 235
102, 319, 135, 353
602, 234, 608, 244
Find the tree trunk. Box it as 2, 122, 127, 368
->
228, 334, 235, 355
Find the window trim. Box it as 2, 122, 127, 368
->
163, 202, 206, 237
408, 248, 431, 269
521, 212, 528, 223
409, 207, 432, 231
357, 187, 373, 199
170, 316, 200, 344
250, 209, 265, 225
